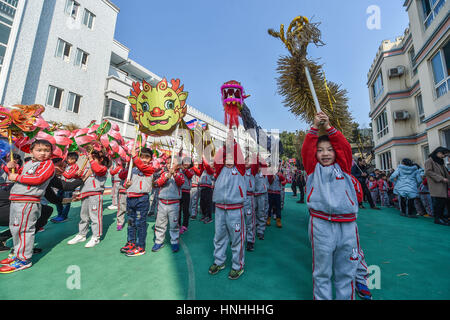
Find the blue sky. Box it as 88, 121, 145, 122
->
112, 0, 409, 132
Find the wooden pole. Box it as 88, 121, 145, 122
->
126, 126, 140, 181
8, 129, 14, 174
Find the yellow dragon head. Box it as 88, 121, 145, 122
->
128, 78, 188, 136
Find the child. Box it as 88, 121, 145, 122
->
244, 155, 257, 251
190, 161, 203, 220
266, 168, 286, 228
302, 112, 360, 300
378, 174, 390, 207
152, 157, 184, 253
52, 152, 79, 223
67, 151, 109, 248
119, 148, 154, 256
367, 176, 379, 207
179, 157, 194, 234
108, 161, 122, 210
199, 157, 214, 224
254, 156, 268, 240
0, 140, 55, 273
116, 163, 128, 230
208, 130, 247, 280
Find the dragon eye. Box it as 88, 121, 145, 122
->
140, 102, 149, 112
165, 99, 175, 110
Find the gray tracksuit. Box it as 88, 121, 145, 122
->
212, 166, 246, 271
154, 170, 183, 245
306, 162, 359, 300
78, 163, 107, 238
254, 172, 268, 236
244, 168, 256, 244
190, 173, 200, 217
127, 167, 152, 197
117, 176, 127, 226
9, 160, 55, 261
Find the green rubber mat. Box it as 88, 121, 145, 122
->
1, 188, 449, 300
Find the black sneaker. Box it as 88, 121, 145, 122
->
0, 241, 10, 252
257, 233, 264, 240
371, 206, 381, 210
246, 242, 254, 251
33, 248, 42, 254
190, 215, 197, 220
228, 268, 244, 280
120, 242, 136, 254
208, 263, 225, 275
296, 200, 304, 203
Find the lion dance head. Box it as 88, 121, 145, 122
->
221, 80, 250, 128
128, 78, 188, 136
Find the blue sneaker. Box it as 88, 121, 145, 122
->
0, 258, 32, 273
171, 243, 179, 253
51, 216, 68, 223
151, 243, 165, 252
356, 282, 373, 300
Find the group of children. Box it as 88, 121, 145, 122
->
365, 167, 433, 217
0, 111, 374, 300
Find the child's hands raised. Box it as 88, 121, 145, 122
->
313, 112, 331, 130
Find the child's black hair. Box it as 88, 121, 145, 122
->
31, 139, 53, 151
67, 152, 79, 161
401, 158, 413, 167
140, 148, 153, 157
317, 135, 331, 145
91, 150, 111, 168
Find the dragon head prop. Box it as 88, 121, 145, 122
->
128, 78, 188, 137
221, 80, 250, 129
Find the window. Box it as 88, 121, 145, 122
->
415, 94, 425, 123
442, 127, 450, 148
128, 108, 137, 124
372, 71, 384, 102
379, 151, 392, 172
104, 99, 125, 120
65, 0, 79, 19
422, 144, 430, 162
408, 46, 417, 76
0, 0, 17, 73
375, 109, 389, 139
82, 9, 95, 29
66, 92, 81, 113
74, 48, 88, 69
430, 41, 449, 98
422, 0, 446, 29
46, 86, 63, 109
55, 38, 72, 62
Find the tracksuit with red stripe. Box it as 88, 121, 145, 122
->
302, 126, 360, 300
9, 159, 55, 261
124, 156, 154, 249
117, 169, 128, 227
189, 165, 203, 218
254, 170, 268, 237
154, 169, 184, 245
77, 160, 107, 238
212, 142, 246, 271
267, 173, 286, 220
109, 164, 122, 207
244, 167, 257, 244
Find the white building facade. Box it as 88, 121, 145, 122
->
368, 0, 449, 170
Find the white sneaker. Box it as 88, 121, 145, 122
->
108, 205, 118, 210
67, 235, 86, 245
84, 236, 100, 248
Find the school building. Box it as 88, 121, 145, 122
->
367, 0, 449, 171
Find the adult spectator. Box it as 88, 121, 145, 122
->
424, 147, 450, 226
351, 158, 380, 209
291, 170, 298, 197
389, 158, 422, 218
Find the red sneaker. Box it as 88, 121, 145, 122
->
120, 242, 135, 254
125, 246, 146, 257
0, 256, 15, 266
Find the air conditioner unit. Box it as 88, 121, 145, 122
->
388, 66, 405, 78
393, 110, 410, 121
